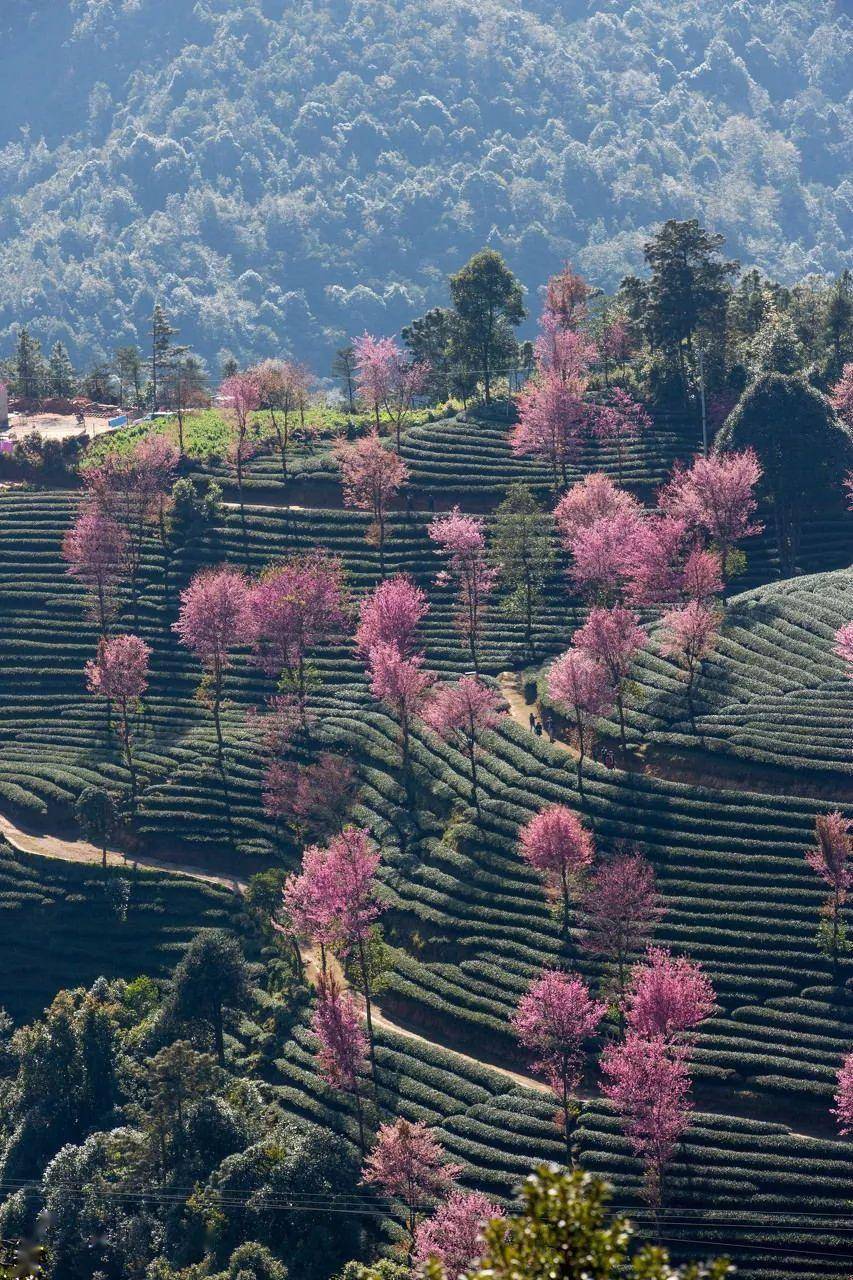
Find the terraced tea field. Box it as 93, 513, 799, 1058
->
1, 410, 852, 1279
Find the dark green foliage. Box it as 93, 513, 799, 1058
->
171, 929, 253, 1065
448, 250, 525, 405
490, 484, 555, 659
717, 373, 853, 572
74, 785, 117, 866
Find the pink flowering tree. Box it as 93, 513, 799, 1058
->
553, 473, 641, 547
601, 1032, 692, 1207
805, 811, 853, 970
282, 840, 341, 973
565, 508, 643, 605
581, 851, 662, 1017
220, 371, 262, 548
659, 600, 722, 731
353, 333, 397, 431
262, 752, 355, 847
355, 576, 429, 659
660, 450, 763, 589
353, 332, 429, 446
547, 649, 614, 796
428, 507, 497, 672
518, 805, 595, 939
512, 970, 606, 1161
327, 826, 387, 1079
363, 1119, 461, 1245
574, 606, 646, 755
599, 315, 633, 383
335, 432, 409, 572
414, 1189, 503, 1278
835, 622, 853, 677
680, 547, 724, 603
84, 434, 179, 623
246, 552, 349, 724
623, 514, 688, 608
254, 358, 312, 479
85, 633, 151, 804
367, 641, 435, 783
543, 263, 592, 332
830, 363, 853, 430
625, 947, 715, 1048
173, 566, 250, 831
423, 676, 504, 815
63, 502, 130, 637
512, 369, 589, 489
592, 388, 652, 484
834, 1050, 853, 1137
312, 971, 369, 1152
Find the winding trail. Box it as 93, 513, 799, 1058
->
497, 672, 853, 805
0, 811, 548, 1095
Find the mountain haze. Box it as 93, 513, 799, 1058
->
0, 0, 850, 369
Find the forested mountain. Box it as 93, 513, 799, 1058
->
0, 0, 850, 370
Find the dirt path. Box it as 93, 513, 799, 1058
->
0, 811, 547, 1095
497, 672, 853, 804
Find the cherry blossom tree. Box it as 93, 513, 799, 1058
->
85, 633, 150, 804
353, 333, 397, 431
512, 368, 589, 489
364, 1119, 461, 1245
367, 641, 435, 781
835, 622, 853, 675
660, 450, 763, 588
246, 552, 349, 724
85, 434, 178, 623
423, 676, 504, 815
518, 806, 595, 938
63, 502, 130, 637
574, 606, 646, 755
262, 752, 355, 847
601, 1032, 692, 1207
173, 566, 250, 831
625, 947, 715, 1047
599, 315, 633, 382
254, 358, 312, 479
543, 263, 592, 331
592, 388, 652, 484
312, 971, 369, 1152
547, 649, 614, 795
623, 514, 687, 607
680, 547, 724, 603
327, 826, 386, 1078
581, 851, 662, 1016
335, 432, 409, 572
428, 508, 497, 672
512, 970, 605, 1161
565, 508, 643, 604
356, 576, 429, 659
830, 363, 853, 430
553, 473, 641, 547
282, 840, 341, 972
659, 600, 722, 731
834, 1050, 853, 1137
805, 811, 853, 970
353, 332, 430, 446
220, 371, 262, 548
414, 1189, 503, 1278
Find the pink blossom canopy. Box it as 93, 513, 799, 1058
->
356, 576, 428, 658
85, 633, 151, 702
414, 1190, 503, 1277
626, 946, 715, 1043
173, 566, 250, 665
512, 969, 606, 1094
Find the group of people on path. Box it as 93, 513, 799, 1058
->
526, 704, 616, 768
